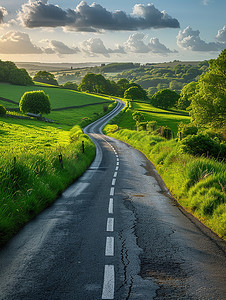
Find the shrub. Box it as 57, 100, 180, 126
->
19, 90, 51, 115
181, 134, 226, 161
0, 105, 6, 115
158, 126, 172, 139
178, 122, 198, 140
147, 121, 157, 131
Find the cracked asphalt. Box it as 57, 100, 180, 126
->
0, 102, 225, 299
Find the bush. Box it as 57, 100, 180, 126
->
181, 134, 226, 161
158, 126, 172, 139
19, 90, 51, 115
178, 122, 198, 140
61, 82, 78, 90
0, 105, 6, 115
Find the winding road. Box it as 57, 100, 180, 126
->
0, 101, 225, 299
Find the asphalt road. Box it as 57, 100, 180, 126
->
0, 101, 225, 300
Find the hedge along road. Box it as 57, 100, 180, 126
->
0, 100, 226, 300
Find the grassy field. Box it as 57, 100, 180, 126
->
0, 83, 117, 246
104, 101, 226, 240
108, 100, 190, 134
0, 83, 111, 109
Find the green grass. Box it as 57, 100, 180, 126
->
0, 124, 96, 246
104, 101, 226, 240
0, 83, 117, 247
0, 83, 112, 109
108, 100, 190, 134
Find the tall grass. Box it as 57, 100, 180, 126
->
105, 127, 226, 239
0, 126, 95, 246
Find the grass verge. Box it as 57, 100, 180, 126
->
104, 120, 226, 240
0, 125, 95, 247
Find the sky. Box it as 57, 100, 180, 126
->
0, 0, 225, 64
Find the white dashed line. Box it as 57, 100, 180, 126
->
115, 166, 119, 171
105, 237, 114, 256
102, 265, 115, 300
112, 178, 116, 186
113, 172, 117, 178
116, 158, 119, 162
108, 198, 113, 214
110, 187, 115, 196
116, 162, 119, 166
106, 218, 114, 232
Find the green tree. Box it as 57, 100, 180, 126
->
178, 81, 198, 110
190, 49, 226, 129
124, 86, 145, 100
62, 82, 78, 90
0, 60, 33, 86
151, 89, 180, 109
33, 71, 58, 86
19, 90, 51, 115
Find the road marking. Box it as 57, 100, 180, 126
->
110, 187, 115, 196
113, 172, 117, 178
109, 198, 113, 214
112, 178, 116, 186
102, 265, 115, 300
105, 237, 114, 256
115, 166, 119, 171
62, 182, 89, 198
116, 155, 118, 158
116, 158, 119, 162
106, 218, 114, 232
116, 162, 119, 166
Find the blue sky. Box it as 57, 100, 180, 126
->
0, 0, 225, 63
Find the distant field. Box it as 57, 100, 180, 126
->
133, 102, 190, 133
112, 101, 190, 134
0, 83, 111, 109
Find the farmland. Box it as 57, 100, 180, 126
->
0, 83, 115, 246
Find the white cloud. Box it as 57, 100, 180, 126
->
124, 33, 150, 53
216, 25, 226, 43
0, 6, 8, 24
18, 0, 180, 32
124, 33, 177, 54
202, 0, 211, 5
148, 37, 177, 54
79, 38, 125, 57
43, 40, 79, 54
177, 26, 225, 51
0, 31, 42, 54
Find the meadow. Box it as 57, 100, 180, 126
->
104, 101, 226, 240
0, 83, 111, 109
108, 100, 190, 134
0, 83, 116, 246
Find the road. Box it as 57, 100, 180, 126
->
0, 101, 225, 300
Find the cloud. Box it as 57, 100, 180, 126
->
124, 33, 177, 54
18, 1, 180, 32
148, 37, 177, 54
0, 6, 8, 24
202, 0, 211, 5
216, 25, 226, 43
124, 33, 149, 53
0, 31, 42, 54
177, 26, 226, 51
18, 0, 75, 28
79, 38, 125, 57
43, 40, 79, 54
